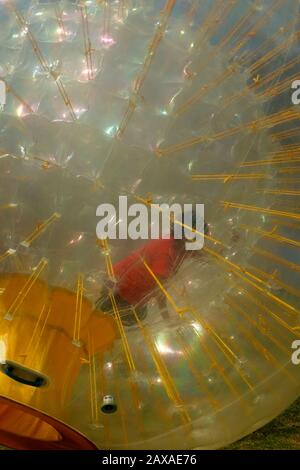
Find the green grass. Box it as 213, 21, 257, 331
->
225, 397, 300, 450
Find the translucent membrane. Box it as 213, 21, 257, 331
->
0, 0, 299, 450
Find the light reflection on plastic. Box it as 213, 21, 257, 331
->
156, 341, 183, 356
191, 322, 203, 334
16, 104, 24, 117
0, 340, 6, 364
100, 35, 116, 47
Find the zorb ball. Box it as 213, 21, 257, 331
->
0, 0, 299, 450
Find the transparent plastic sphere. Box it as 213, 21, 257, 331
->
0, 0, 299, 450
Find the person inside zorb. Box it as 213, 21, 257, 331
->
96, 212, 209, 326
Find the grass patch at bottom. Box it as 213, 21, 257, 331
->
225, 397, 300, 450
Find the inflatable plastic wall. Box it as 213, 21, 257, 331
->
0, 0, 299, 450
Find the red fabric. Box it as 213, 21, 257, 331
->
113, 238, 181, 305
